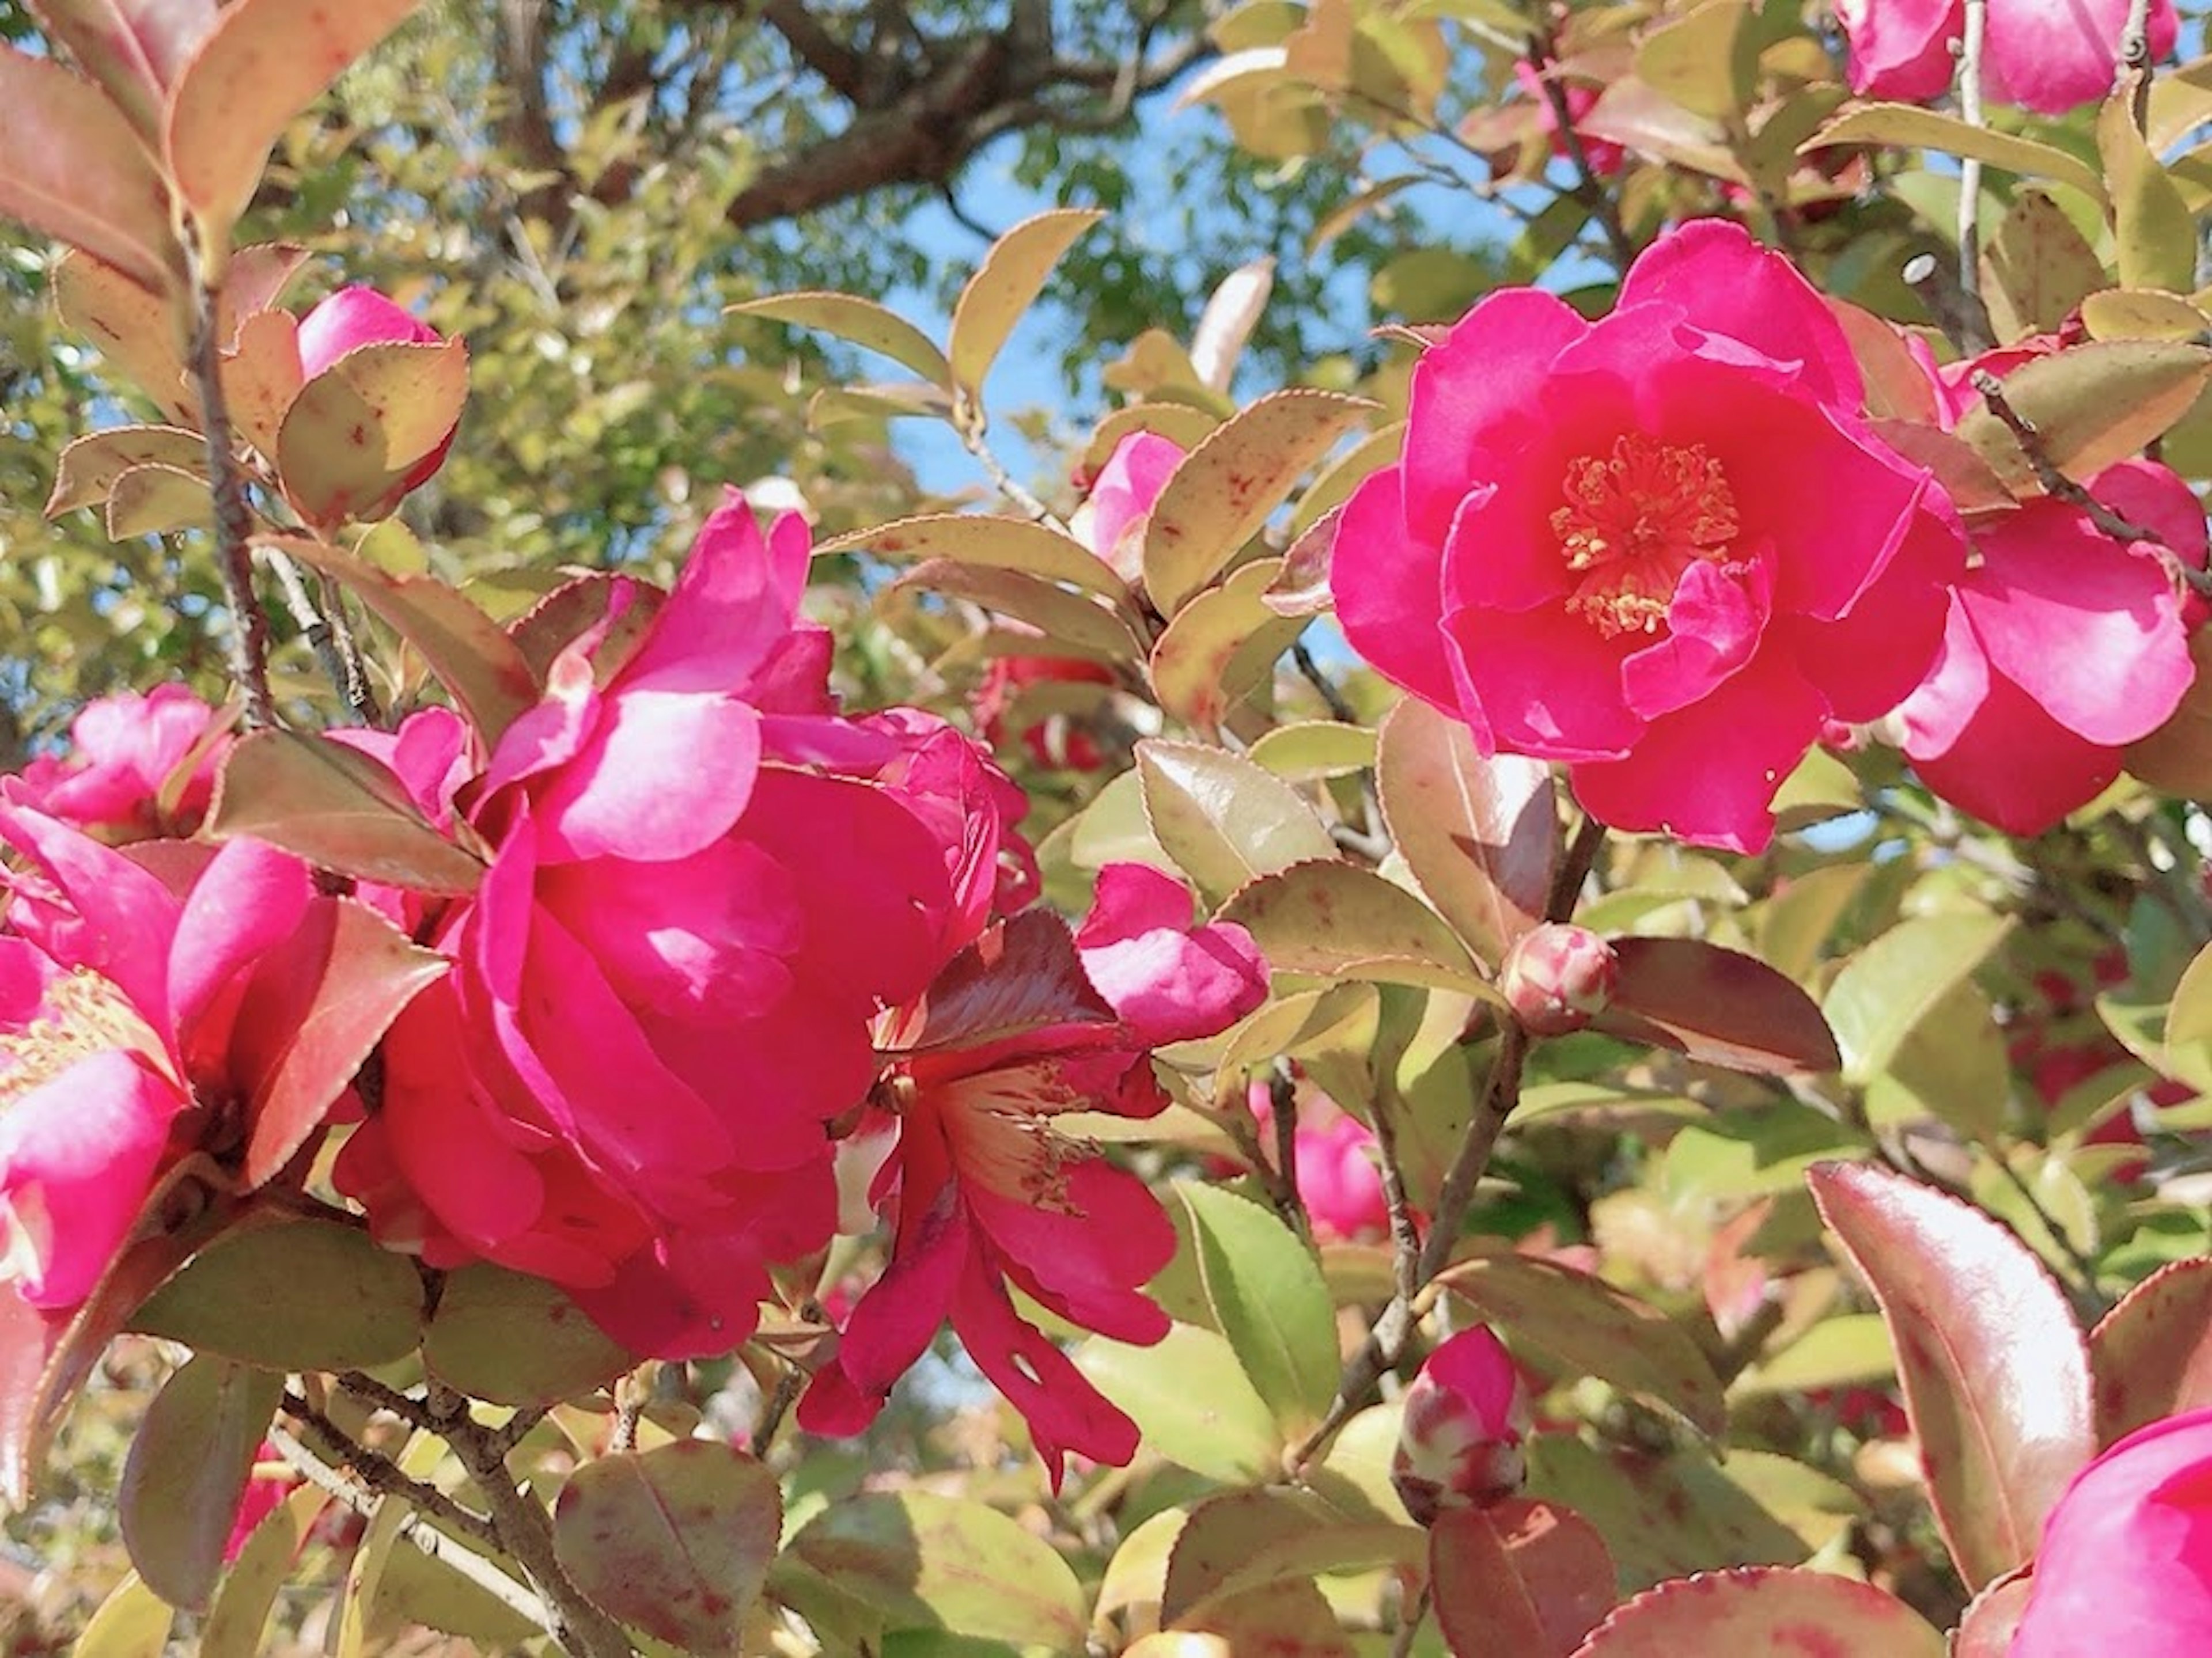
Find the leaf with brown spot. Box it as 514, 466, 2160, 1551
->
821, 511, 1127, 598
53, 249, 196, 423
2089, 1258, 2212, 1444
1570, 1566, 1946, 1656
105, 462, 212, 539
219, 308, 304, 458
275, 336, 467, 528
1221, 859, 1494, 997
0, 44, 178, 292
1149, 559, 1309, 731
1433, 1500, 1616, 1658
47, 426, 207, 518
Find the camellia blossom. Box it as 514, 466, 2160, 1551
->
1245, 1080, 1390, 1244
1332, 219, 1963, 852
1392, 1326, 1533, 1525
1834, 0, 2176, 113
800, 864, 1266, 1485
2011, 1407, 2212, 1655
5, 686, 229, 843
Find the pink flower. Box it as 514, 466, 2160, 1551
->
1835, 0, 2176, 112
5, 686, 228, 843
1070, 431, 1184, 585
294, 285, 457, 509
2012, 1407, 2212, 1655
799, 868, 1264, 1486
971, 654, 1119, 772
1244, 1080, 1391, 1244
1512, 62, 1624, 176
0, 810, 424, 1312
1332, 219, 1963, 852
1501, 923, 1619, 1036
1392, 1326, 1533, 1525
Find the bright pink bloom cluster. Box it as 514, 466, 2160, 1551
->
1392, 1325, 1533, 1525
1070, 430, 1185, 587
1835, 0, 2176, 113
5, 686, 229, 843
1333, 219, 1963, 852
2012, 1407, 2212, 1655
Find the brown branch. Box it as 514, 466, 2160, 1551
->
184, 242, 276, 729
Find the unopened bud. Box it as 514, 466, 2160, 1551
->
1391, 1326, 1531, 1526
1500, 923, 1618, 1036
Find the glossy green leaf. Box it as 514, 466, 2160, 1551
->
1078, 1322, 1282, 1483
729, 291, 952, 386
1439, 1255, 1727, 1436
821, 512, 1127, 597
118, 1356, 283, 1612
2101, 96, 2197, 294
1823, 913, 2009, 1082
1662, 1101, 1870, 1202
1137, 740, 1338, 903
1803, 103, 2105, 200
275, 337, 468, 527
1862, 979, 2007, 1141
371, 1531, 540, 1647
1064, 768, 1179, 876
164, 0, 424, 254
1954, 340, 2212, 492
105, 462, 214, 539
1575, 1566, 1945, 1656
47, 426, 209, 518
2166, 938, 2212, 1047
69, 1572, 173, 1658
1376, 697, 1556, 968
552, 1441, 779, 1655
1807, 1160, 2093, 1589
1159, 1488, 1336, 1624
2080, 287, 2211, 341
1246, 720, 1377, 781
423, 1262, 632, 1407
1734, 1314, 1895, 1396
1149, 559, 1309, 730
785, 1489, 1087, 1652
1431, 1499, 1616, 1658
1142, 389, 1370, 613
1171, 1182, 1338, 1438
1599, 937, 1839, 1075
1222, 859, 1491, 995
947, 208, 1104, 404
0, 44, 177, 293
132, 1216, 426, 1372
2089, 1258, 2212, 1444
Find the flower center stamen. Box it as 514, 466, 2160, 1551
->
1551, 434, 1741, 638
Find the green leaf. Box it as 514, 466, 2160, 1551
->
203, 1484, 328, 1658
1247, 720, 1377, 781
275, 337, 468, 527
118, 1356, 283, 1612
890, 560, 1144, 661
729, 291, 952, 386
1136, 740, 1338, 904
947, 208, 1104, 406
783, 1490, 1088, 1653
1521, 1435, 1810, 1591
1634, 0, 1751, 120
105, 462, 214, 539
1734, 1314, 1896, 1395
1807, 1160, 2094, 1589
820, 512, 1127, 597
131, 1216, 426, 1372
262, 533, 541, 746
1142, 389, 1372, 614
1979, 189, 2109, 342
1078, 1322, 1283, 1483
1576, 1567, 1945, 1656
1430, 1500, 1616, 1658
1171, 1183, 1339, 1438
47, 426, 209, 518
2080, 287, 2211, 341
1954, 340, 2212, 492
1438, 1255, 1728, 1436
2088, 1258, 2212, 1444
1158, 1488, 1336, 1624
164, 0, 425, 257
2101, 96, 2198, 294
552, 1442, 779, 1656
1803, 103, 2105, 200
207, 728, 486, 894
1376, 697, 1558, 968
1220, 859, 1491, 995
422, 1262, 632, 1407
331, 1475, 411, 1658
2166, 938, 2212, 1048
1149, 559, 1310, 730
68, 1572, 173, 1658
1599, 937, 1840, 1075
1824, 913, 2009, 1082
0, 44, 178, 293
1862, 978, 2008, 1142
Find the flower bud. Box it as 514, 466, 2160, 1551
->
1501, 923, 1618, 1036
296, 285, 457, 500
1391, 1326, 1531, 1526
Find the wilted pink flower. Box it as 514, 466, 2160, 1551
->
0, 810, 429, 1313
1512, 61, 1624, 176
1392, 1326, 1533, 1524
295, 284, 457, 510
1332, 219, 1963, 852
1501, 923, 1619, 1036
800, 868, 1265, 1486
2012, 1407, 2212, 1655
6, 686, 228, 843
1070, 431, 1184, 585
1835, 0, 2176, 113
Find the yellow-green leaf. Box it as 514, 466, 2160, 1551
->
1804, 103, 2106, 202
947, 207, 1104, 407
729, 291, 952, 386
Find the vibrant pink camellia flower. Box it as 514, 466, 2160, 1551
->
971, 654, 1118, 772
799, 867, 1266, 1485
1835, 0, 2176, 113
222, 1442, 302, 1563
2012, 1407, 2212, 1655
1332, 219, 1963, 852
6, 686, 229, 843
1392, 1326, 1533, 1525
295, 285, 458, 507
0, 808, 432, 1312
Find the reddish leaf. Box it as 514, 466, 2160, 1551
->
1950, 1572, 2032, 1658
1596, 937, 1839, 1075
1806, 1161, 2094, 1589
1433, 1500, 1616, 1658
0, 44, 177, 292
2089, 1258, 2212, 1445
1161, 1489, 1338, 1626
52, 249, 195, 422
1377, 698, 1558, 968
507, 571, 666, 682
228, 897, 450, 1187
117, 1356, 282, 1611
25, 0, 219, 132
884, 910, 1115, 1056
1571, 1566, 1946, 1656
260, 534, 540, 745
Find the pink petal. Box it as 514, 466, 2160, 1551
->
618, 491, 805, 695
1909, 669, 2122, 834
0, 807, 180, 1026
166, 837, 315, 1039
1620, 558, 1770, 719
1892, 595, 1992, 759
1444, 600, 1643, 762
1834, 0, 1962, 101
1777, 505, 1961, 723
1984, 0, 2175, 112
1331, 467, 1461, 712
1071, 432, 1185, 580
529, 691, 762, 864
967, 1156, 1176, 1345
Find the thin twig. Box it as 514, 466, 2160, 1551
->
1391, 1579, 1434, 1658
1969, 372, 2187, 564
1266, 1061, 1314, 1240
1548, 815, 1610, 922
1293, 638, 1357, 724
336, 1369, 440, 1433
1525, 33, 1635, 272
1953, 0, 1991, 353
266, 1424, 548, 1629
280, 1390, 499, 1551
752, 1363, 806, 1454
955, 411, 1064, 528
183, 238, 276, 727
